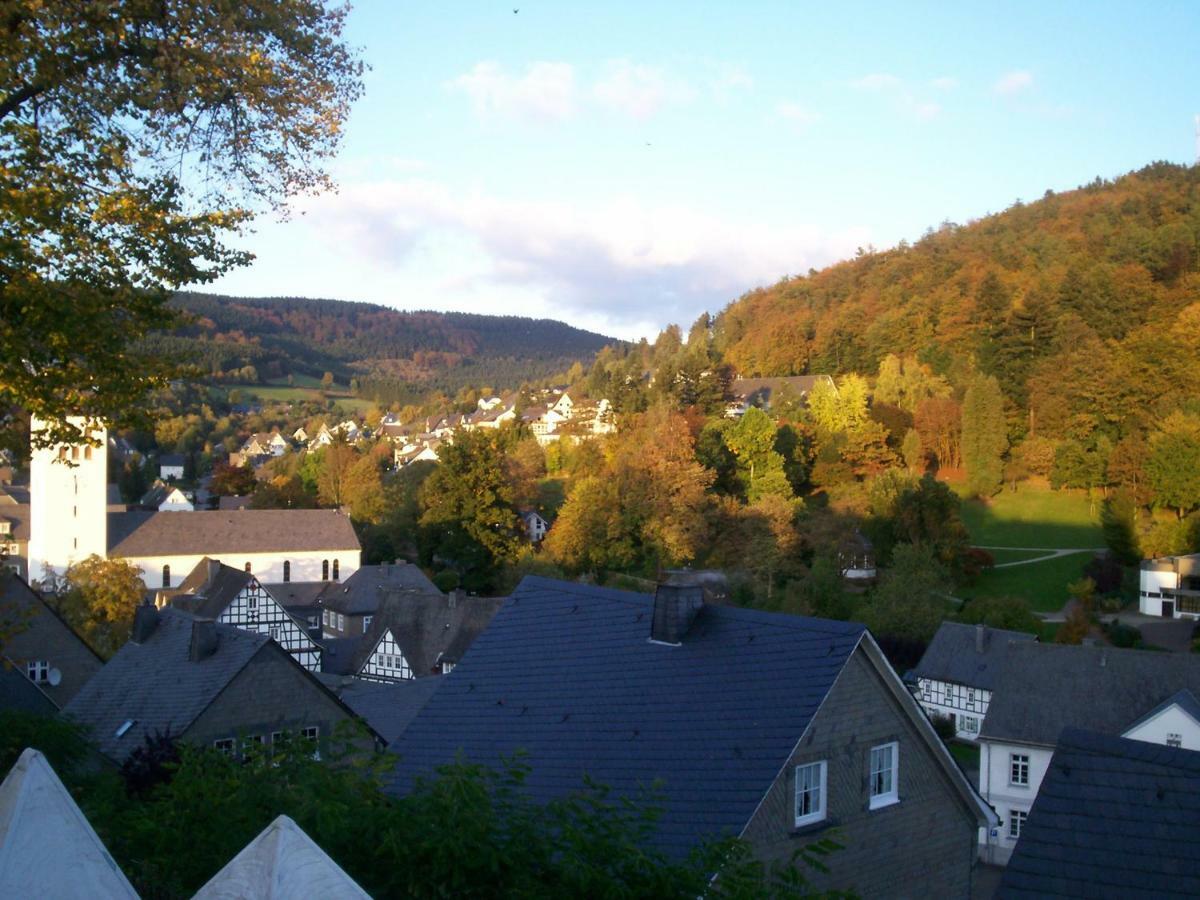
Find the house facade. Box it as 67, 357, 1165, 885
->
168, 559, 322, 671
977, 642, 1200, 865
387, 576, 995, 895
913, 622, 1037, 740
1139, 553, 1200, 618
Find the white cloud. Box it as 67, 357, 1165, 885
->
850, 73, 940, 121
994, 70, 1034, 96
850, 73, 902, 91
592, 60, 695, 120
294, 179, 869, 335
776, 101, 820, 128
710, 63, 754, 102
446, 61, 577, 122
930, 76, 958, 90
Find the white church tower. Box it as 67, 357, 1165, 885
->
28, 416, 108, 587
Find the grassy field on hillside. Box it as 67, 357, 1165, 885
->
985, 548, 1058, 565
953, 481, 1104, 548
960, 551, 1093, 613
225, 383, 375, 415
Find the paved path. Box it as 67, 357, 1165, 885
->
974, 546, 1104, 569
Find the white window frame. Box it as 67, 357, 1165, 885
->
363, 615, 372, 631
961, 715, 980, 735
25, 660, 49, 683
868, 742, 899, 810
1167, 733, 1183, 748
213, 738, 234, 755
1009, 809, 1028, 839
793, 761, 828, 827
1010, 753, 1030, 786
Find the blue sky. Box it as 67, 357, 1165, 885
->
207, 1, 1200, 340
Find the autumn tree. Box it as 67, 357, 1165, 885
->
1146, 411, 1200, 517
0, 1, 363, 449
961, 375, 1008, 497
724, 407, 791, 501
316, 442, 359, 508
51, 555, 146, 658
913, 396, 962, 470
209, 461, 257, 497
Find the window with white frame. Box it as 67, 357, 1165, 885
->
25, 660, 49, 683
794, 761, 828, 827
363, 615, 372, 632
1167, 733, 1183, 748
1009, 809, 1027, 839
1010, 753, 1030, 786
213, 738, 234, 755
302, 725, 320, 760
961, 715, 980, 735
869, 742, 899, 809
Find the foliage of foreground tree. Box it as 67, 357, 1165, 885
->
48, 555, 146, 658
0, 1, 363, 449
0, 714, 846, 899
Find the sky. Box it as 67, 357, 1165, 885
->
206, 1, 1200, 341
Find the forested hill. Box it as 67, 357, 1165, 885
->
139, 292, 615, 396
711, 161, 1200, 441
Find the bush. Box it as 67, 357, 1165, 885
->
930, 713, 956, 742
432, 569, 460, 592
1103, 621, 1141, 649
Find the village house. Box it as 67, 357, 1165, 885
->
0, 573, 102, 708
1139, 552, 1200, 618
996, 728, 1200, 897
316, 561, 443, 639
0, 485, 30, 578
240, 431, 290, 458
387, 575, 996, 896
139, 479, 194, 512
158, 453, 185, 481
62, 606, 377, 763
521, 509, 549, 542
724, 375, 835, 418
912, 622, 1037, 740
977, 641, 1200, 865
323, 587, 502, 683
165, 558, 323, 671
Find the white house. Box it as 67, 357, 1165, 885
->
977, 641, 1200, 865
911, 622, 1036, 740
140, 480, 195, 512
522, 510, 549, 542
159, 453, 185, 481
1139, 553, 1200, 618
166, 558, 323, 671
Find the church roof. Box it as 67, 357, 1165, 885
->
0, 749, 137, 898
107, 508, 360, 558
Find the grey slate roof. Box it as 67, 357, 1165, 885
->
979, 642, 1200, 746
997, 728, 1200, 898
169, 558, 256, 619
264, 580, 329, 611
319, 637, 365, 676
321, 562, 442, 615
1123, 689, 1200, 735
0, 664, 57, 715
911, 621, 1037, 691
62, 607, 268, 759
336, 676, 443, 745
731, 375, 831, 406
349, 591, 504, 677
107, 508, 360, 557
386, 576, 867, 859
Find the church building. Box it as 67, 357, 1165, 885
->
27, 417, 361, 590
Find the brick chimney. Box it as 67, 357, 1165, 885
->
975, 623, 986, 654
131, 603, 159, 644
188, 618, 219, 661
650, 582, 704, 645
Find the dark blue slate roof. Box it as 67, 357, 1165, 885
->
386, 576, 865, 859
998, 728, 1200, 898
1123, 688, 1200, 734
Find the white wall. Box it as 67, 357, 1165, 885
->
978, 739, 1054, 865
1139, 566, 1178, 616
28, 417, 108, 585
1122, 705, 1200, 750
121, 549, 360, 589
917, 677, 991, 740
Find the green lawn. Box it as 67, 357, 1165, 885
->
224, 382, 374, 415
985, 548, 1058, 565
948, 742, 980, 776
960, 550, 1093, 613
954, 481, 1103, 549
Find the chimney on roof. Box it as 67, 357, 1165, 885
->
975, 623, 985, 653
189, 618, 220, 662
131, 603, 160, 644
449, 588, 464, 609
651, 577, 705, 645
206, 557, 220, 587
382, 562, 390, 576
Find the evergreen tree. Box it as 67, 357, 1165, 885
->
961, 375, 1008, 497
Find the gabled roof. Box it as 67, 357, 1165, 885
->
912, 621, 1037, 691
387, 576, 868, 858
170, 558, 257, 619
0, 749, 137, 898
998, 728, 1200, 898
0, 665, 57, 715
107, 508, 360, 557
63, 607, 269, 759
321, 562, 442, 615
159, 453, 185, 467
1123, 688, 1200, 736
337, 676, 444, 745
349, 591, 503, 677
730, 375, 832, 404
979, 642, 1200, 746
193, 814, 369, 899
264, 580, 329, 610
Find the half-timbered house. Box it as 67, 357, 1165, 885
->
167, 559, 322, 671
